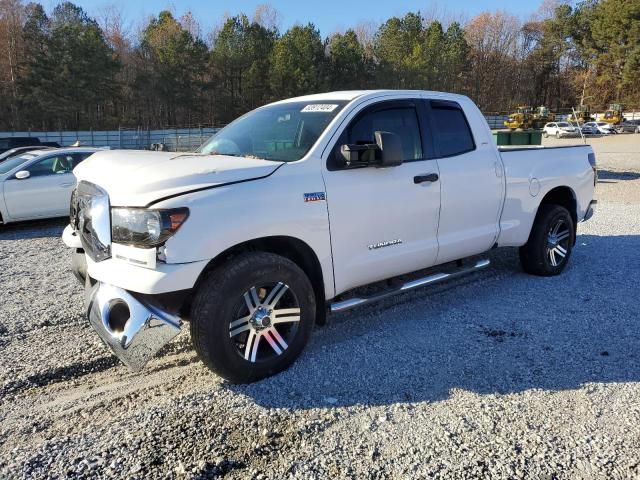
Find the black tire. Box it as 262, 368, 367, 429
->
556, 131, 561, 139
519, 204, 575, 276
543, 131, 548, 138
190, 252, 316, 383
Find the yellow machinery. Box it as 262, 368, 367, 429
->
568, 105, 594, 124
504, 106, 554, 130
600, 103, 624, 124
504, 106, 534, 130
532, 106, 555, 129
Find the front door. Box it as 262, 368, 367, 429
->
4, 154, 80, 219
322, 99, 441, 295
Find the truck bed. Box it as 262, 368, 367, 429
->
497, 144, 595, 247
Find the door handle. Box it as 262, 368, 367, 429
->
413, 173, 439, 184
60, 183, 73, 187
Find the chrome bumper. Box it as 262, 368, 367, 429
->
85, 281, 182, 371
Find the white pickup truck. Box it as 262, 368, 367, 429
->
62, 90, 597, 383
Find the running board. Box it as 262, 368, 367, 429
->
330, 259, 491, 313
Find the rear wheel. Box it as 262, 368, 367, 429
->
190, 252, 316, 383
519, 204, 575, 276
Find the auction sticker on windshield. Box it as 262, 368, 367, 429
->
301, 104, 339, 112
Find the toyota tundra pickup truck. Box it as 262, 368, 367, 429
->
62, 90, 597, 383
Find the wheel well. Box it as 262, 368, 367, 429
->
194, 236, 327, 325
539, 186, 578, 239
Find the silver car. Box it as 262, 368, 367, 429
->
543, 122, 580, 138
584, 121, 616, 135
0, 147, 106, 224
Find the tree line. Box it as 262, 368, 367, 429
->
0, 0, 638, 130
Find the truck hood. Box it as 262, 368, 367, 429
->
73, 150, 283, 206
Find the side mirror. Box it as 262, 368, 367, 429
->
339, 131, 404, 168
374, 131, 403, 168
15, 170, 30, 180
340, 143, 378, 167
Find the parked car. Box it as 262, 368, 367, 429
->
543, 122, 580, 138
0, 137, 60, 154
584, 121, 616, 135
580, 123, 599, 135
616, 119, 640, 133
0, 145, 56, 164
0, 147, 103, 224
63, 90, 597, 383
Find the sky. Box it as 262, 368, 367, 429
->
46, 0, 543, 38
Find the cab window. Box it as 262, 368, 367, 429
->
428, 100, 475, 157
329, 101, 423, 170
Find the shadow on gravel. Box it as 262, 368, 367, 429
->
1, 356, 120, 397
597, 169, 640, 181
230, 234, 640, 409
0, 218, 67, 240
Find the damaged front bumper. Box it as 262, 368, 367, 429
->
84, 281, 182, 371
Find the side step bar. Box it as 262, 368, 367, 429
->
330, 259, 491, 313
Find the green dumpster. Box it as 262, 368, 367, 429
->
529, 131, 542, 145
492, 130, 542, 146
493, 131, 511, 146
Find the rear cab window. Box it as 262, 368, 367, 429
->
427, 100, 475, 158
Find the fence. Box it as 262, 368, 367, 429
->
2, 111, 640, 150
0, 127, 220, 152
485, 115, 509, 129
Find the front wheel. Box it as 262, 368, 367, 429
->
190, 252, 316, 383
519, 204, 575, 276
543, 131, 548, 138
556, 131, 561, 139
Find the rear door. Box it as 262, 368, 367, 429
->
425, 99, 503, 264
3, 153, 79, 219
322, 98, 441, 294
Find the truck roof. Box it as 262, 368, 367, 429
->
271, 89, 465, 106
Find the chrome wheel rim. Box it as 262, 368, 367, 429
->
546, 219, 571, 267
229, 282, 301, 363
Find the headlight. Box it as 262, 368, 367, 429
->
111, 207, 189, 248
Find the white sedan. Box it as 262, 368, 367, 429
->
542, 122, 580, 138
584, 121, 616, 135
0, 147, 104, 224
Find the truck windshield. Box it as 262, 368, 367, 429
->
199, 101, 348, 162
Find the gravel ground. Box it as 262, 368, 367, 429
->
1, 134, 640, 479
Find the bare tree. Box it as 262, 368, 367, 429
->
465, 11, 522, 111
0, 0, 25, 128
180, 10, 201, 39
354, 20, 377, 59
422, 0, 469, 29
253, 3, 281, 32
98, 4, 130, 52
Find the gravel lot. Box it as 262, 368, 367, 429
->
1, 134, 640, 479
